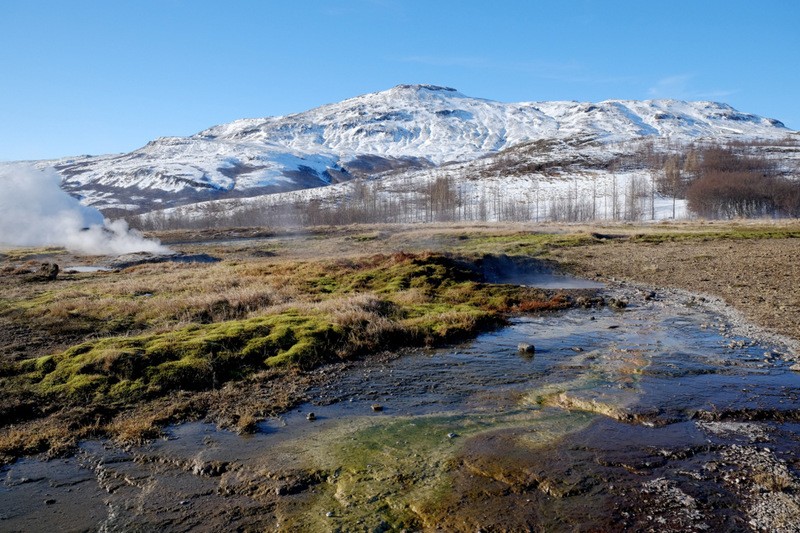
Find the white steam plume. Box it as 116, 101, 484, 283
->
0, 165, 169, 255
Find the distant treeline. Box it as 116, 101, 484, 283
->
685, 145, 800, 218
128, 140, 800, 230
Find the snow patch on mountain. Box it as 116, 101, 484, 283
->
5, 84, 794, 214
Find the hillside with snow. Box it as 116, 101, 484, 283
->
12, 84, 796, 217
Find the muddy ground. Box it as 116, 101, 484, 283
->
1, 220, 799, 531
554, 235, 800, 350
152, 220, 800, 352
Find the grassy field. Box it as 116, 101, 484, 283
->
1, 219, 798, 463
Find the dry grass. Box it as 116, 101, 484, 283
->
6, 219, 795, 463
0, 247, 576, 462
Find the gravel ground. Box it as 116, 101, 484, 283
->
555, 237, 800, 353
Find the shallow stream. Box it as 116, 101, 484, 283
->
2, 285, 799, 531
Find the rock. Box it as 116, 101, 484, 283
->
38, 262, 59, 280
371, 404, 383, 412
44, 498, 56, 505
447, 432, 458, 439
326, 511, 334, 517
571, 346, 584, 352
191, 461, 229, 477
306, 412, 316, 421
110, 252, 216, 269
576, 296, 605, 308
609, 298, 628, 310
518, 343, 535, 355
790, 363, 800, 373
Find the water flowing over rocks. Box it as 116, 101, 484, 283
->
2, 280, 799, 531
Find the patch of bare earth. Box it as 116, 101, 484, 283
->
556, 237, 800, 346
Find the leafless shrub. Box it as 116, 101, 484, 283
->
685, 144, 799, 219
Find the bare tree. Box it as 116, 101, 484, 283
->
656, 155, 687, 219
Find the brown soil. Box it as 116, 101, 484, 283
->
3, 221, 800, 530
554, 236, 800, 346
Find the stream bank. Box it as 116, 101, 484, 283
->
2, 283, 798, 531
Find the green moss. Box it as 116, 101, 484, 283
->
0, 250, 579, 457
336, 253, 479, 296
147, 357, 214, 392
16, 311, 345, 407
108, 379, 147, 402
451, 232, 597, 256
5, 253, 569, 410
13, 354, 55, 375
628, 229, 800, 243
307, 276, 339, 293
403, 306, 498, 344
2, 290, 60, 313
62, 373, 109, 401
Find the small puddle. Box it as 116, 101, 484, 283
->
480, 255, 605, 289
63, 265, 112, 273
2, 290, 798, 531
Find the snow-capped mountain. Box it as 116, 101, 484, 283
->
21, 84, 797, 213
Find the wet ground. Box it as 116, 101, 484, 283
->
2, 284, 799, 531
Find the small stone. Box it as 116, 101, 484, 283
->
306, 412, 316, 421
44, 498, 56, 505
609, 298, 627, 310
326, 511, 334, 518
789, 363, 800, 372
38, 263, 59, 281
517, 343, 535, 355
447, 432, 458, 439
371, 404, 383, 412
571, 346, 584, 352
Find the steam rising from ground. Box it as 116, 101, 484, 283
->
0, 165, 169, 255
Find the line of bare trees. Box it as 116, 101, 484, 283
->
129, 140, 800, 230
685, 145, 800, 218
641, 140, 800, 220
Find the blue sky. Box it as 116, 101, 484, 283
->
1, 0, 798, 161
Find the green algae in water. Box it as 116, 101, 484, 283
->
285, 408, 597, 531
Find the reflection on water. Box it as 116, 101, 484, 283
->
64, 265, 112, 273
2, 292, 798, 531
480, 254, 606, 289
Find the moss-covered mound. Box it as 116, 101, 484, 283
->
0, 251, 577, 460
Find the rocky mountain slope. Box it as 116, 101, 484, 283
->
13, 85, 798, 215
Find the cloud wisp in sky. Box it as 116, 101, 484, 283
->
648, 74, 736, 101
0, 165, 169, 255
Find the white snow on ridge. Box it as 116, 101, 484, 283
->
3, 84, 794, 213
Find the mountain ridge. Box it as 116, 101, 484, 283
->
13, 84, 795, 214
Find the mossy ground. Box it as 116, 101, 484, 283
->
0, 246, 570, 462
272, 407, 597, 531
2, 219, 797, 463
